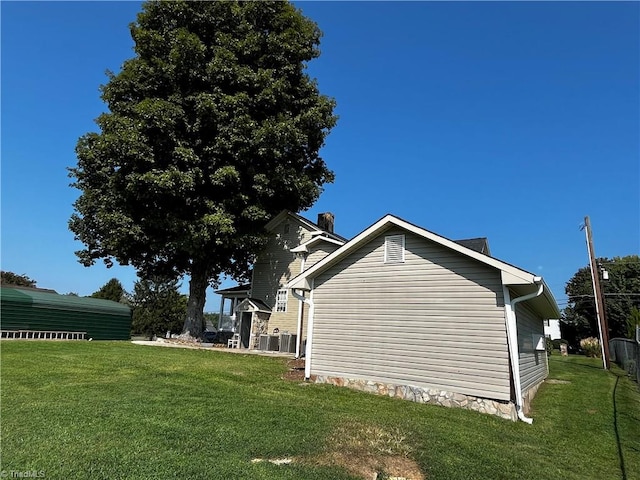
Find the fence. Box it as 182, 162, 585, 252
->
1, 330, 87, 340
609, 337, 639, 384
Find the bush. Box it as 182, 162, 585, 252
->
579, 337, 601, 358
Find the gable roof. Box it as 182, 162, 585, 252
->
214, 284, 251, 295
290, 234, 345, 254
264, 210, 347, 243
286, 214, 560, 318
454, 237, 491, 256
235, 297, 271, 313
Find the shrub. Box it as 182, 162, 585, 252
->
579, 337, 601, 358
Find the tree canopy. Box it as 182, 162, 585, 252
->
91, 278, 126, 303
69, 1, 337, 338
562, 255, 640, 343
1, 271, 37, 288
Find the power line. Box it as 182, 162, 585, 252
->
567, 293, 640, 298
598, 260, 640, 265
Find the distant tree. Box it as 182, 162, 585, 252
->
91, 278, 126, 302
1, 271, 36, 288
562, 256, 640, 345
68, 1, 337, 340
130, 277, 188, 338
64, 292, 80, 296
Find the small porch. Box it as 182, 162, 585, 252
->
234, 298, 272, 350
215, 284, 250, 340
215, 285, 298, 354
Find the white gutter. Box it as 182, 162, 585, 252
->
503, 278, 544, 424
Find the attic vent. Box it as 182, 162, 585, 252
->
384, 235, 405, 264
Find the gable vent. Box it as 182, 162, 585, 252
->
384, 235, 405, 263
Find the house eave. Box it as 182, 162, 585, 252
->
291, 234, 346, 255
504, 277, 561, 319
264, 210, 348, 242
288, 215, 548, 288
285, 214, 560, 318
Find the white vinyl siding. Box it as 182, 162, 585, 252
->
310, 228, 511, 401
306, 243, 341, 269
251, 218, 314, 334
515, 300, 548, 394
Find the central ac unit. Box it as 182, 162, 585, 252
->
258, 334, 270, 351
267, 334, 280, 351
280, 333, 298, 353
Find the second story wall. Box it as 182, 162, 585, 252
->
306, 242, 342, 269
251, 216, 314, 334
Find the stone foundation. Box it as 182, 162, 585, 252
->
521, 380, 543, 415
249, 312, 270, 350
312, 375, 517, 421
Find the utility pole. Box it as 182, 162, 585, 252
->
584, 216, 610, 369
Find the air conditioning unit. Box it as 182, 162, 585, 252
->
280, 333, 298, 353
258, 334, 270, 351
267, 334, 280, 351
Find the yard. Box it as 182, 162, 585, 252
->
1, 341, 638, 480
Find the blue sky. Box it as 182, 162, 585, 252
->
2, 1, 638, 314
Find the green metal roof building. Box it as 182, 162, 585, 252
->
0, 287, 132, 340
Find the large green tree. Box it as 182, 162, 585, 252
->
69, 1, 337, 339
130, 277, 188, 338
563, 255, 640, 342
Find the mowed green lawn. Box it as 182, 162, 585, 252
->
1, 341, 638, 480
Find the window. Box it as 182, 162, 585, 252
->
275, 289, 288, 312
543, 320, 550, 327
283, 223, 290, 234
384, 234, 405, 263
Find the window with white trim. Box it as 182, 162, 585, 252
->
275, 289, 288, 312
384, 234, 405, 263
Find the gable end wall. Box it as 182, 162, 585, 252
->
310, 228, 511, 401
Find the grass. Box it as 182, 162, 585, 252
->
1, 342, 639, 480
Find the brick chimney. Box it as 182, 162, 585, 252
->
317, 212, 335, 234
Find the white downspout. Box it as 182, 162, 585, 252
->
294, 255, 306, 358
503, 279, 543, 424
291, 283, 314, 378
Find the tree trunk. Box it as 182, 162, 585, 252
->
181, 262, 207, 340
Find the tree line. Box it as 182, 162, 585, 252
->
561, 255, 640, 346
